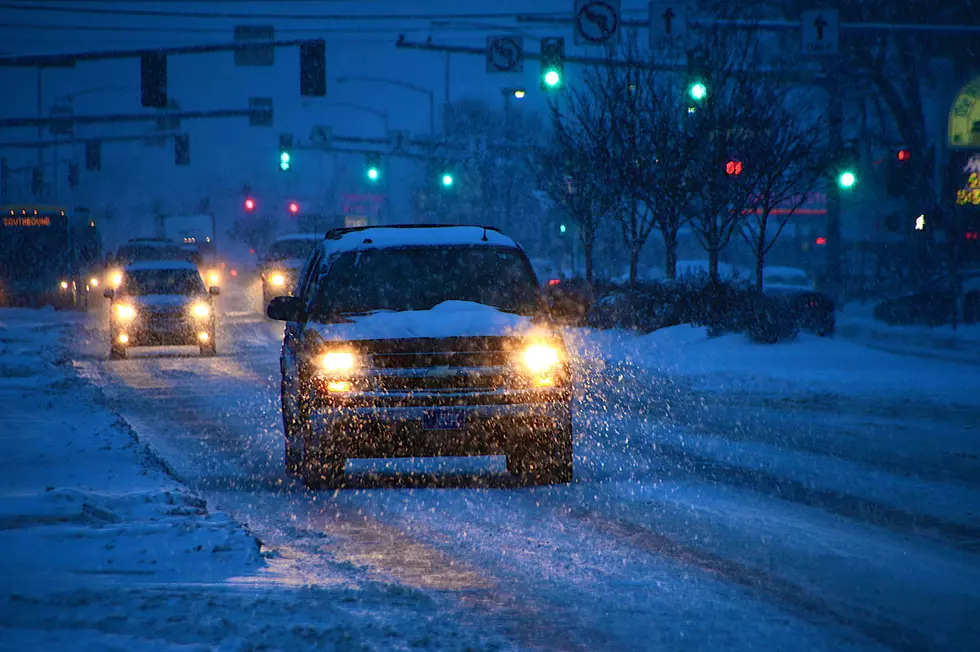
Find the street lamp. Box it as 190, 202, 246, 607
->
335, 76, 436, 135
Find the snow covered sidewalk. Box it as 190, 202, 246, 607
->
0, 310, 508, 651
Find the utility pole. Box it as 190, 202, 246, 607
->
825, 60, 844, 299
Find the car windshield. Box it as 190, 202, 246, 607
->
266, 239, 316, 261
116, 243, 188, 263
122, 268, 203, 295
312, 246, 540, 316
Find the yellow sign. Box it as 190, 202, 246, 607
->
949, 76, 980, 148
3, 216, 52, 227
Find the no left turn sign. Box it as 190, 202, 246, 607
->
574, 0, 621, 46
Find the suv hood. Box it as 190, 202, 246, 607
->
308, 301, 537, 342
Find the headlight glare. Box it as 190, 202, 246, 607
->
207, 271, 220, 285
319, 351, 356, 373
110, 271, 123, 288
270, 273, 286, 287
191, 303, 210, 318
115, 304, 136, 320
522, 343, 560, 374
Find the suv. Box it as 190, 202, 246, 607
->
104, 260, 220, 359
259, 233, 321, 309
267, 225, 574, 489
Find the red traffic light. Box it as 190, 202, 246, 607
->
725, 160, 743, 176
288, 202, 299, 214
244, 197, 255, 211
815, 236, 828, 246
897, 149, 910, 162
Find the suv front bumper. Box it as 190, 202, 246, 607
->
309, 390, 571, 458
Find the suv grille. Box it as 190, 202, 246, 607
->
372, 351, 511, 369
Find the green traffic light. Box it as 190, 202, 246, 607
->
367, 167, 379, 181
441, 173, 454, 187
689, 82, 707, 101
559, 224, 567, 234
544, 70, 561, 88
838, 171, 856, 188
280, 151, 291, 171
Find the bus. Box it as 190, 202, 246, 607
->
0, 204, 103, 309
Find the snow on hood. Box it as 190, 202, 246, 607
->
128, 294, 200, 308
308, 300, 539, 342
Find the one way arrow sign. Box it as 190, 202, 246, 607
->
801, 8, 839, 55
649, 2, 688, 49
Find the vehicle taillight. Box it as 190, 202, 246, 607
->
548, 279, 561, 286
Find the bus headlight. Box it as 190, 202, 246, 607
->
191, 303, 210, 319
115, 304, 136, 320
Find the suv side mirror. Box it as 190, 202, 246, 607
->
267, 295, 306, 322
103, 288, 114, 299
209, 286, 221, 296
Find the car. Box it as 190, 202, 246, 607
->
762, 268, 835, 337
104, 260, 220, 359
259, 233, 321, 308
267, 225, 574, 489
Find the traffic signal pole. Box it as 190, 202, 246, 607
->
825, 62, 844, 298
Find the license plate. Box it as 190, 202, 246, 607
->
422, 409, 465, 431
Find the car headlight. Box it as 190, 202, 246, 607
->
207, 271, 221, 286
110, 271, 123, 288
270, 273, 286, 287
522, 343, 560, 374
59, 280, 69, 290
191, 303, 210, 319
115, 304, 136, 320
319, 351, 357, 373
89, 277, 99, 287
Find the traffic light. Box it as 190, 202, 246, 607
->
279, 133, 292, 171
244, 197, 255, 212
686, 51, 708, 109
174, 133, 190, 166
559, 223, 567, 234
725, 160, 743, 176
299, 39, 326, 97
540, 37, 565, 91
141, 52, 167, 108
835, 143, 859, 190
85, 139, 101, 171
366, 153, 381, 182
441, 172, 455, 188
288, 201, 299, 214
68, 163, 79, 188
886, 146, 912, 196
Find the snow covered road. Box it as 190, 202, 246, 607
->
7, 297, 980, 651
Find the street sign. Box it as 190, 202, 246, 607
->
486, 35, 524, 73
648, 3, 687, 48
309, 125, 333, 148
248, 97, 273, 126
574, 0, 621, 47
801, 9, 839, 55
234, 25, 275, 66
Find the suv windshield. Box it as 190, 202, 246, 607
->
266, 239, 317, 261
123, 268, 204, 295
313, 246, 539, 316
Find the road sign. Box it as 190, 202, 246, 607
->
649, 3, 687, 48
486, 36, 524, 73
248, 97, 273, 126
234, 25, 275, 66
574, 0, 621, 47
309, 125, 333, 148
801, 9, 839, 55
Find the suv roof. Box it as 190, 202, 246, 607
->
321, 225, 517, 255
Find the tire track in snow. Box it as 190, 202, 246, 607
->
562, 507, 937, 652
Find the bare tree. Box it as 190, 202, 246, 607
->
739, 87, 827, 289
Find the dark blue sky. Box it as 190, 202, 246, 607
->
0, 0, 653, 245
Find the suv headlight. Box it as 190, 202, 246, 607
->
191, 303, 210, 319
522, 343, 560, 374
319, 351, 357, 373
115, 304, 136, 320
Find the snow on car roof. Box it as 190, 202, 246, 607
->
325, 226, 518, 254
274, 233, 322, 242
124, 260, 199, 272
